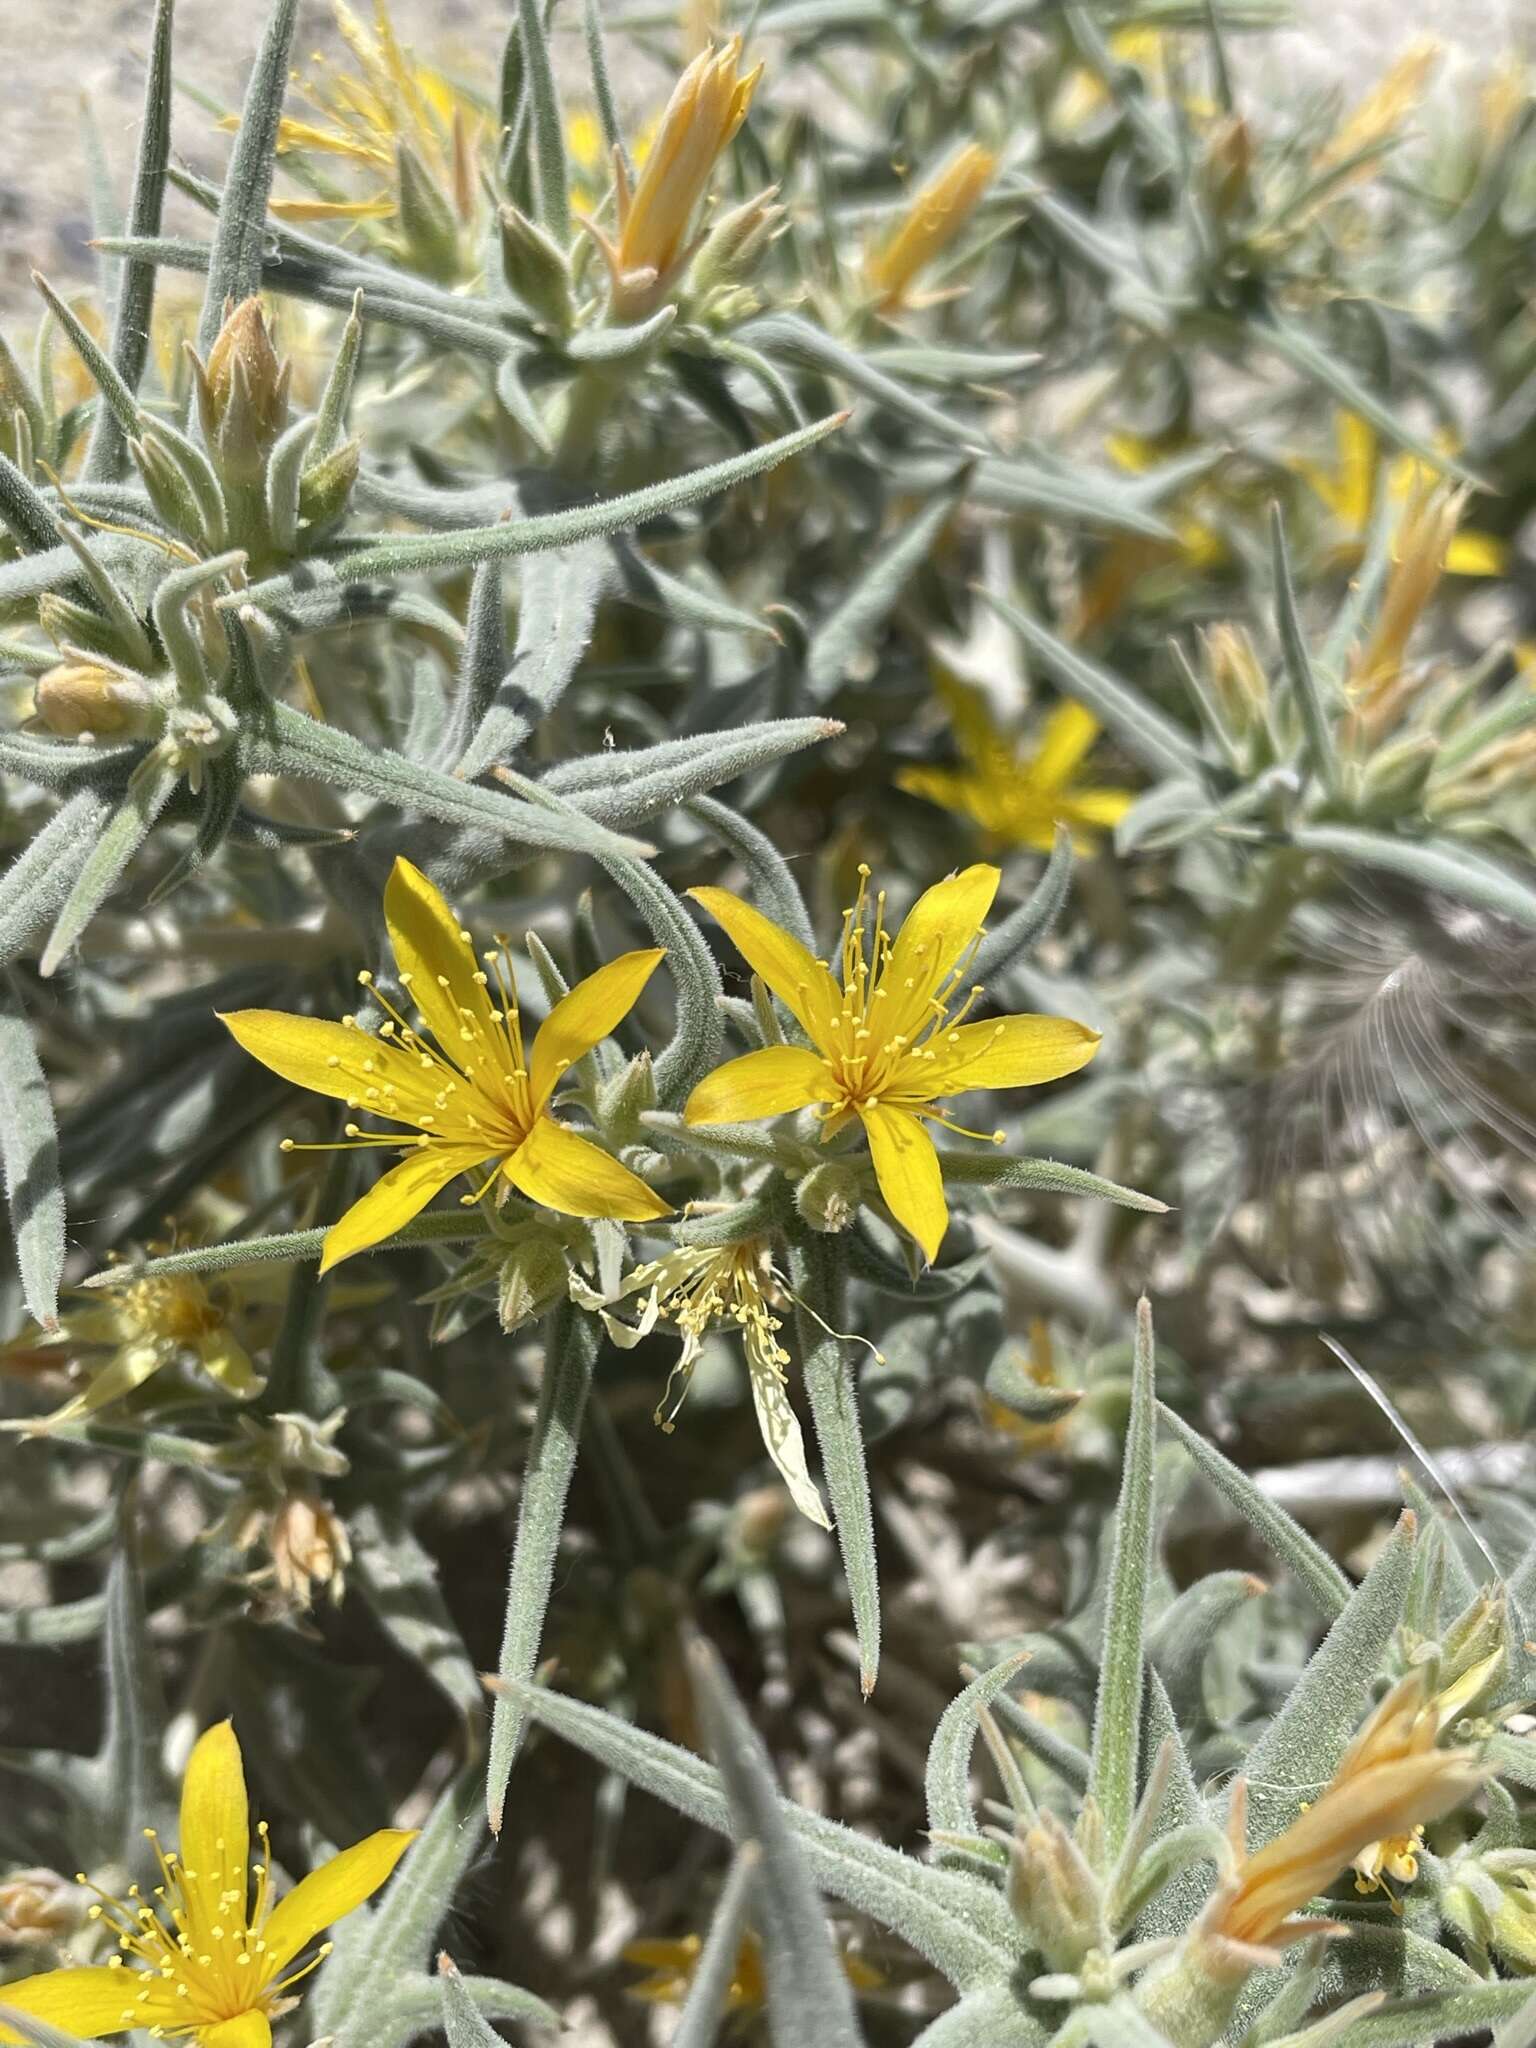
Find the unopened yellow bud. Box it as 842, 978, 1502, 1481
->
610, 39, 762, 315
195, 297, 291, 484
865, 142, 997, 312
34, 662, 156, 740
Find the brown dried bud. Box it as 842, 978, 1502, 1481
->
269, 1493, 351, 1610
34, 662, 156, 740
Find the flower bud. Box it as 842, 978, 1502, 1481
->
498, 204, 574, 332
195, 297, 291, 486
498, 1234, 572, 1333
298, 437, 362, 538
865, 142, 997, 312
794, 1158, 863, 1234
0, 1868, 89, 1948
1205, 115, 1254, 220
395, 139, 463, 284
1008, 1808, 1108, 1971
687, 187, 784, 306
1357, 730, 1438, 818
269, 1493, 351, 1610
34, 662, 156, 740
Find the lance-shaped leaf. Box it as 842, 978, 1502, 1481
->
311, 1770, 487, 2043
90, 1497, 173, 1860
0, 973, 65, 1326
672, 1845, 764, 2048
0, 450, 63, 555
1270, 504, 1339, 795
455, 544, 611, 777
349, 1506, 485, 1743
436, 1953, 558, 2048
196, 0, 300, 353
926, 1655, 1031, 1839
933, 1153, 1168, 1209
602, 851, 724, 1105
1156, 1402, 1351, 1620
908, 1985, 1043, 2047
1147, 1570, 1265, 1728
1089, 1297, 1157, 1855
492, 1676, 1022, 1988
1290, 825, 1536, 929
980, 592, 1202, 781
1239, 1510, 1418, 1843
541, 718, 841, 825
516, 0, 569, 242
790, 1229, 880, 1696
40, 748, 182, 978
238, 697, 650, 861
972, 829, 1075, 981
236, 413, 847, 596
806, 483, 966, 701
740, 314, 989, 452
487, 1302, 600, 1831
690, 1638, 869, 2048
77, 1209, 484, 1289
690, 794, 817, 950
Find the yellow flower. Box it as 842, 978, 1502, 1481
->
1210, 1670, 1485, 1961
865, 142, 997, 312
1301, 412, 1504, 577
600, 39, 761, 314
899, 677, 1135, 853
0, 1272, 274, 1436
1313, 39, 1439, 179
270, 0, 484, 233
220, 857, 670, 1273
1346, 479, 1467, 741
683, 865, 1100, 1262
577, 1237, 832, 1528
0, 1720, 414, 2047
625, 1924, 880, 2012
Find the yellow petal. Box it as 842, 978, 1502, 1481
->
196, 1333, 266, 1400
218, 1010, 428, 1117
4, 1338, 165, 1433
922, 1013, 1102, 1095
859, 1102, 948, 1263
0, 1965, 160, 2040
878, 864, 1000, 1041
261, 1828, 417, 1975
382, 858, 500, 1069
319, 1142, 491, 1273
528, 948, 665, 1113
1029, 702, 1101, 791
688, 887, 840, 1044
683, 1046, 833, 1125
200, 2016, 272, 2048
1059, 787, 1136, 829
1336, 412, 1378, 531
1445, 530, 1506, 576
179, 1721, 250, 1935
503, 1115, 671, 1221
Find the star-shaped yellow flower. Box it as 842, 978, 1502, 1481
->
1301, 412, 1505, 577
0, 1720, 414, 2048
899, 678, 1135, 853
683, 864, 1100, 1262
221, 857, 670, 1272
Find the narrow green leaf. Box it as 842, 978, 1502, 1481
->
516, 0, 570, 242
981, 592, 1202, 781
1269, 504, 1340, 795
349, 1506, 485, 1741
567, 303, 677, 360
456, 544, 610, 777
934, 1153, 1168, 1210
40, 749, 181, 978
93, 1498, 172, 1859
673, 1845, 763, 2048
689, 795, 817, 950
78, 1209, 485, 1288
1290, 825, 1536, 929
238, 412, 847, 593
0, 449, 62, 555
741, 313, 989, 451
32, 272, 140, 438
1156, 1402, 1351, 1619
690, 1638, 868, 2048
0, 974, 66, 1326
437, 1953, 554, 2048
487, 1303, 600, 1831
494, 1676, 1022, 1987
972, 829, 1075, 981
926, 1655, 1030, 1837
1239, 1510, 1417, 1843
790, 1229, 880, 1695
1090, 1296, 1157, 1854
601, 852, 724, 1105
806, 484, 964, 700
197, 0, 301, 354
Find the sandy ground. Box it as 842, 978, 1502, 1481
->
1, 0, 1530, 320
